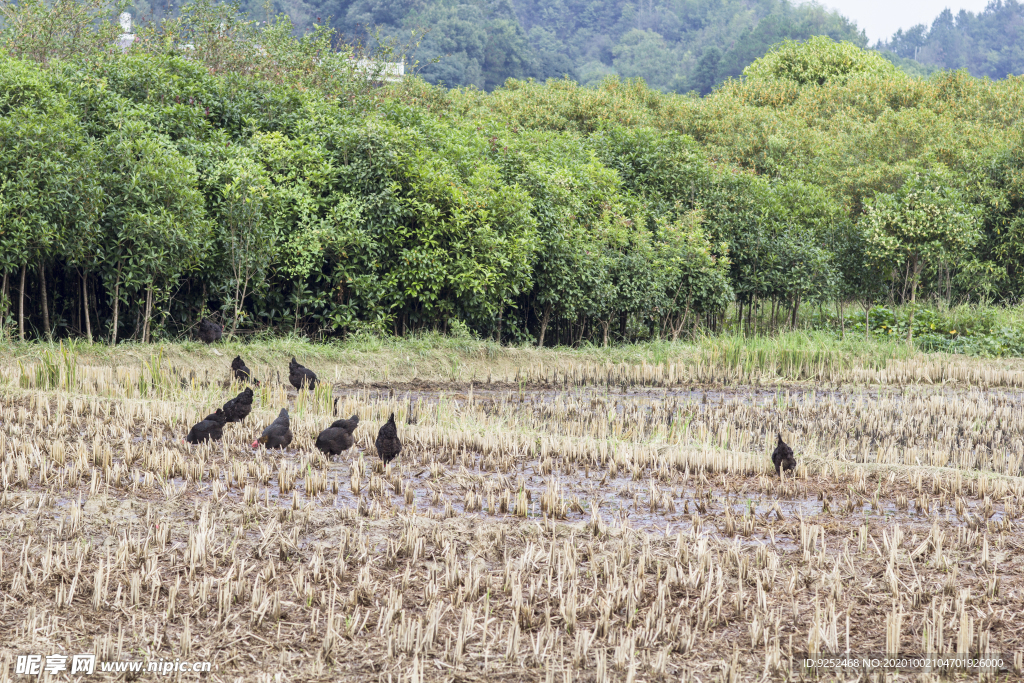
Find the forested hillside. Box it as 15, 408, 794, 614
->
876, 0, 1024, 81
2, 0, 1024, 351
123, 0, 1024, 91
126, 0, 866, 92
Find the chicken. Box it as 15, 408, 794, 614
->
375, 413, 402, 465
186, 409, 227, 444
315, 415, 360, 455
222, 387, 253, 423
771, 433, 796, 476
231, 355, 259, 385
198, 319, 222, 344
252, 408, 292, 449
289, 357, 318, 391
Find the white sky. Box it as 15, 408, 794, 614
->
818, 0, 995, 43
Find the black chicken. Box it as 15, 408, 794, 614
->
198, 319, 222, 344
231, 355, 259, 385
375, 413, 402, 465
771, 433, 796, 475
289, 357, 318, 391
186, 409, 227, 444
315, 415, 360, 455
222, 387, 254, 423
252, 408, 293, 450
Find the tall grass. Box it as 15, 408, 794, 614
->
699, 331, 914, 377
2, 302, 1021, 386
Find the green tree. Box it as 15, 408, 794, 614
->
207, 155, 278, 336
0, 0, 123, 64
0, 58, 101, 340
743, 35, 901, 86
652, 209, 732, 340
98, 117, 209, 343
611, 30, 675, 91
863, 172, 981, 342
690, 46, 721, 95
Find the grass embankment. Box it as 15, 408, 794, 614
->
5, 302, 1024, 383
0, 330, 940, 385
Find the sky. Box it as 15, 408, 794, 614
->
820, 0, 994, 43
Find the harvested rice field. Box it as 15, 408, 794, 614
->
2, 347, 1024, 681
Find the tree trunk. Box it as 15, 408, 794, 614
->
619, 311, 628, 342
673, 298, 691, 341
909, 254, 925, 344
913, 264, 921, 348
82, 271, 93, 343
111, 263, 123, 345
38, 263, 51, 341
232, 275, 243, 338
230, 275, 249, 338
737, 300, 743, 334
901, 259, 911, 304
90, 276, 100, 338
537, 303, 552, 348
18, 264, 26, 342
143, 285, 153, 343
496, 306, 503, 344
907, 294, 915, 344
790, 296, 800, 329
1, 271, 7, 334
72, 275, 80, 335
601, 320, 610, 347
864, 303, 871, 341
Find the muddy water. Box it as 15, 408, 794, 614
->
38, 381, 1016, 546
148, 444, 1007, 547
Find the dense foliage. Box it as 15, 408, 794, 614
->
2, 1, 1024, 350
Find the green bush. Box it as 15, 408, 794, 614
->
818, 305, 1024, 357
743, 36, 902, 86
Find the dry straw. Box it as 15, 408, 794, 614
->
0, 349, 1022, 680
